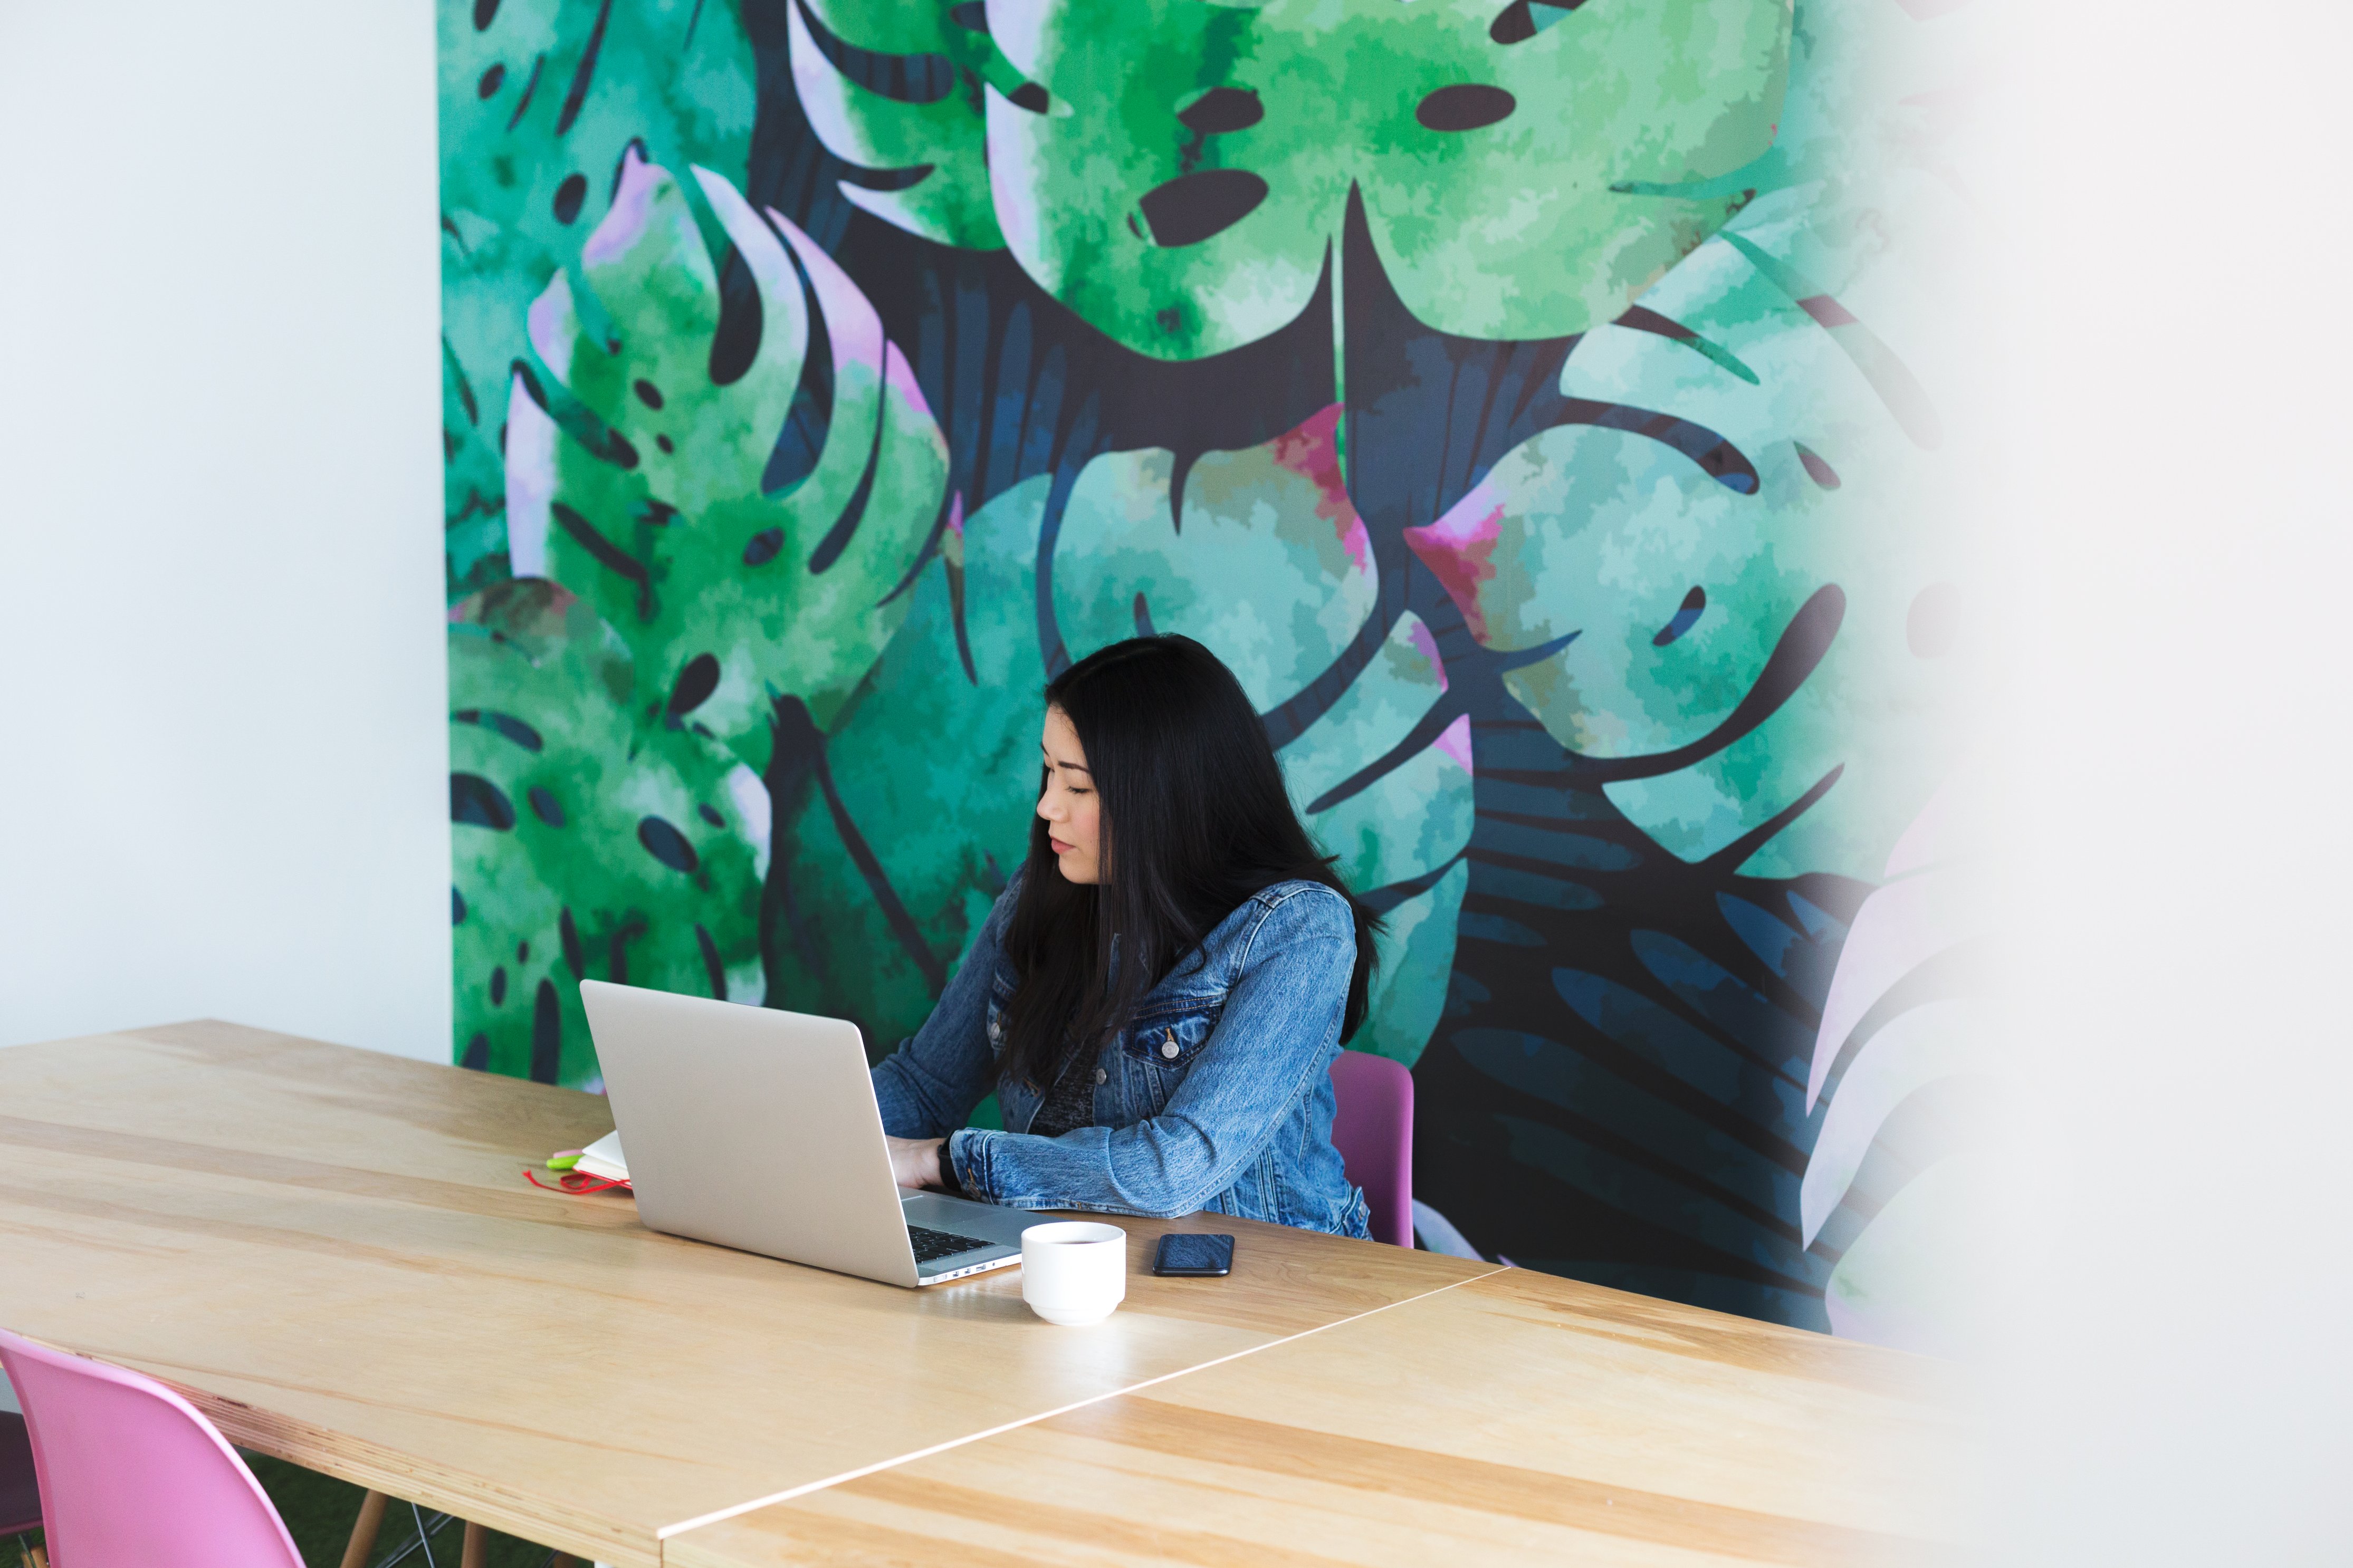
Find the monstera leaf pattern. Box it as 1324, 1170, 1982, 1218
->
1402, 184, 1968, 883
457, 150, 948, 1083
440, 0, 758, 595
786, 0, 1026, 248
793, 0, 1790, 355
757, 474, 1053, 1055
450, 580, 765, 1085
510, 151, 949, 762
466, 151, 1475, 1086
436, 0, 1980, 1336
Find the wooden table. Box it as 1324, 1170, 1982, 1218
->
672, 1266, 1971, 1566
0, 1023, 1967, 1565
0, 1023, 1489, 1561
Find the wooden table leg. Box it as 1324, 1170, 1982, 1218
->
460, 1519, 487, 1568
338, 1490, 388, 1568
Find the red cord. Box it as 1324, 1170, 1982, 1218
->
523, 1167, 632, 1195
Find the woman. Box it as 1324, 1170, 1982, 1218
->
872, 634, 1381, 1238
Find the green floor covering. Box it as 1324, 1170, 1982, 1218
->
11, 1452, 564, 1568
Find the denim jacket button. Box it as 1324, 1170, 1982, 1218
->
1094, 1067, 1107, 1084
1160, 1039, 1180, 1060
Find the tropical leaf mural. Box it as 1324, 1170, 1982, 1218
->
438, 0, 1981, 1334
512, 150, 949, 761
448, 579, 766, 1084
793, 0, 1790, 357
440, 0, 758, 597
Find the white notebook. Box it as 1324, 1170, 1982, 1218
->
573, 1129, 628, 1184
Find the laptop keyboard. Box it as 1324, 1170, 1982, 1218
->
908, 1224, 995, 1264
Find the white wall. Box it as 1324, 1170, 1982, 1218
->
1987, 1, 2353, 1562
0, 2, 448, 1059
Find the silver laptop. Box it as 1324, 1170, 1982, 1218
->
577, 979, 1031, 1286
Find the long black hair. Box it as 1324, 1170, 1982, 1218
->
995, 635, 1381, 1089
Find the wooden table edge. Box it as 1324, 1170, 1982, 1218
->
654, 1263, 1509, 1547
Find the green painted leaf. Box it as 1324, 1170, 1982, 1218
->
788, 0, 1016, 248
1277, 613, 1472, 896
512, 154, 950, 769
1356, 859, 1469, 1069
444, 334, 509, 599
976, 0, 1788, 357
764, 475, 1054, 1053
449, 580, 763, 1086
1404, 180, 1968, 881
1053, 405, 1375, 710
439, 0, 758, 600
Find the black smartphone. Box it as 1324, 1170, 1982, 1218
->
1152, 1233, 1235, 1277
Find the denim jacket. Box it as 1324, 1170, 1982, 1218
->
871, 876, 1372, 1239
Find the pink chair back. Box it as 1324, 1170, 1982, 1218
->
1329, 1050, 1414, 1247
0, 1329, 302, 1568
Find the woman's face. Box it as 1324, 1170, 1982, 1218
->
1037, 707, 1101, 885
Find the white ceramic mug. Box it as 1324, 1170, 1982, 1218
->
1019, 1221, 1128, 1326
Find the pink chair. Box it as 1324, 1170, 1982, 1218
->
1329, 1049, 1414, 1247
0, 1327, 303, 1568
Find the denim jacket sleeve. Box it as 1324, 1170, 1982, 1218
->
946, 884, 1354, 1217
869, 877, 1019, 1139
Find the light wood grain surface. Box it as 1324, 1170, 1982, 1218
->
0, 1023, 1492, 1564
671, 1265, 1972, 1568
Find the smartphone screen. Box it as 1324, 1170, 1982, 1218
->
1153, 1232, 1235, 1276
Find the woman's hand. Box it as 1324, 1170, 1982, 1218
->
886, 1135, 948, 1191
